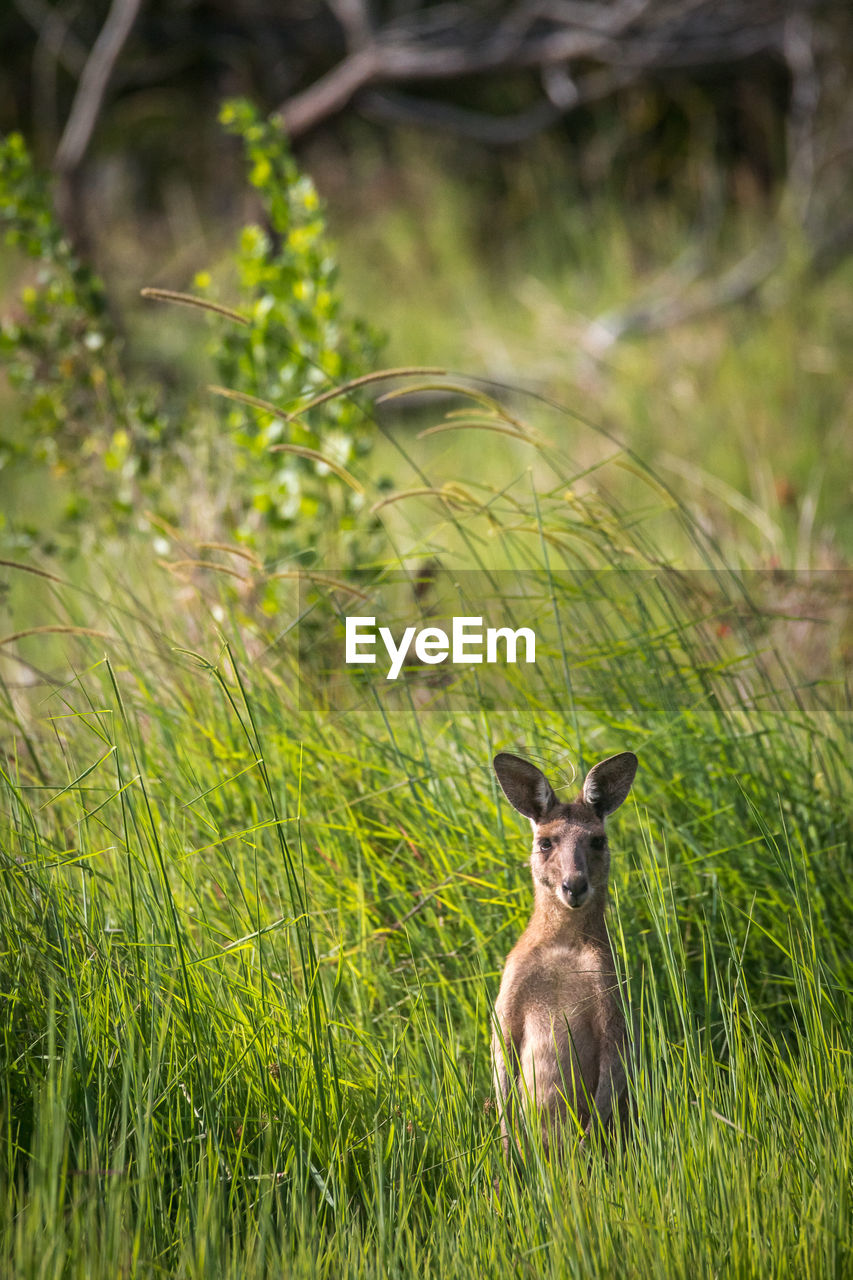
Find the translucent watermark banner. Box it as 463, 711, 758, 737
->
292, 567, 849, 743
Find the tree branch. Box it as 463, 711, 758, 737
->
274, 0, 655, 136
584, 238, 781, 351
54, 0, 143, 175
328, 0, 373, 51
50, 0, 143, 251
357, 89, 563, 145
357, 60, 636, 145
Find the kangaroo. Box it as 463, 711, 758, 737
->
491, 750, 637, 1159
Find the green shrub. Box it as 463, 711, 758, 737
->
202, 99, 386, 566
0, 133, 169, 550
0, 107, 386, 568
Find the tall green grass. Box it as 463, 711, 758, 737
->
0, 382, 850, 1277
334, 162, 853, 563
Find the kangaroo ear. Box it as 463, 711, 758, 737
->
493, 753, 558, 822
582, 752, 638, 817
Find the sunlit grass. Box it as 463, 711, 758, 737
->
1, 399, 850, 1276
333, 156, 853, 565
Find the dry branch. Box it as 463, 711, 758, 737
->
54, 0, 144, 173
275, 0, 793, 138
585, 239, 781, 350
52, 0, 144, 246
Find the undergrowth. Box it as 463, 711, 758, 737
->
1, 380, 850, 1277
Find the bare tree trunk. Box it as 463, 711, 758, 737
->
52, 0, 144, 250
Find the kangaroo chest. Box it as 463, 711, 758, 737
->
499, 941, 611, 1121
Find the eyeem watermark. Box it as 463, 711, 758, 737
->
345, 616, 536, 680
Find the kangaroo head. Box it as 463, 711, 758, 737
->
493, 751, 637, 912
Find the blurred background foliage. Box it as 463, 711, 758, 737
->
0, 0, 851, 579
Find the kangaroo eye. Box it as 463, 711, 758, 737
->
590, 835, 606, 851
539, 838, 553, 853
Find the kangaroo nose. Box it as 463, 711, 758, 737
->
562, 876, 589, 907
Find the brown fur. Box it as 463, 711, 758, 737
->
491, 752, 637, 1158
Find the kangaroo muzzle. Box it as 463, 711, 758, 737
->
561, 875, 589, 908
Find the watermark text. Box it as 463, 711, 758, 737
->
345, 616, 536, 679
